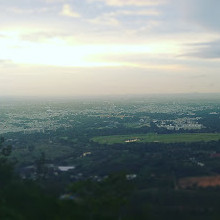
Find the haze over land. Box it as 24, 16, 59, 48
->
0, 0, 220, 96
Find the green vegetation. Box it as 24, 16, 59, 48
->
124, 122, 150, 129
92, 133, 220, 145
10, 142, 74, 166
1, 98, 220, 219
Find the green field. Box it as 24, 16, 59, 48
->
92, 133, 220, 145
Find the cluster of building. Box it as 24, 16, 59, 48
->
154, 117, 204, 131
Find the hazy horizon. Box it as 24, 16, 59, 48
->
1, 92, 220, 101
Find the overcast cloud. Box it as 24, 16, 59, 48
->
0, 0, 219, 96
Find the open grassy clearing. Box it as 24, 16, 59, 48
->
92, 133, 220, 145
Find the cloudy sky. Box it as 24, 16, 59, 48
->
0, 0, 220, 97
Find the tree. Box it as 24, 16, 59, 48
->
0, 137, 13, 187
36, 152, 47, 179
68, 172, 135, 220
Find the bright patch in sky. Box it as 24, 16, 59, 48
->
1, 30, 181, 67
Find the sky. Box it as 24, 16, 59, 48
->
0, 0, 220, 97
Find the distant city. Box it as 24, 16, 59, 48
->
0, 94, 219, 135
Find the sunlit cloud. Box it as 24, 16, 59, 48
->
88, 0, 166, 6
90, 9, 160, 26
0, 29, 182, 68
116, 9, 160, 16
60, 4, 81, 18
88, 14, 120, 26
45, 0, 66, 3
